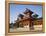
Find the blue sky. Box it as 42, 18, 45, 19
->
10, 4, 42, 23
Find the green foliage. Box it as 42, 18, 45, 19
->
9, 23, 14, 28
33, 14, 38, 20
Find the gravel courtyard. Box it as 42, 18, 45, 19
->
10, 25, 42, 33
